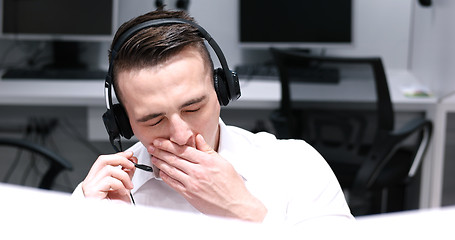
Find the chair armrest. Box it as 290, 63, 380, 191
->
392, 118, 431, 140
351, 117, 432, 192
0, 137, 73, 170
390, 118, 433, 178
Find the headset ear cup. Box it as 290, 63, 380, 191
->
230, 71, 241, 101
214, 68, 230, 106
112, 104, 134, 139
102, 109, 120, 141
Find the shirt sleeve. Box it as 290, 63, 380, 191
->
261, 139, 355, 227
285, 140, 355, 225
71, 182, 85, 199
71, 182, 135, 206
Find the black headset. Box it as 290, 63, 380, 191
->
102, 18, 240, 150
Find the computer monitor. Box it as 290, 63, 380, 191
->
0, 0, 118, 69
239, 0, 353, 49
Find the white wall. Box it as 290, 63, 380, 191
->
191, 0, 412, 70
409, 0, 455, 207
409, 0, 455, 98
110, 0, 413, 71
328, 0, 412, 70
0, 0, 414, 74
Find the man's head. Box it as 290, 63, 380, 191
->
106, 9, 228, 151
110, 9, 214, 104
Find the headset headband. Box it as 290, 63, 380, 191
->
104, 18, 236, 110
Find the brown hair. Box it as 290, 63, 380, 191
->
109, 8, 214, 103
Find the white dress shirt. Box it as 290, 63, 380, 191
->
73, 119, 354, 226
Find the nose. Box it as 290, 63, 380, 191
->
168, 114, 194, 146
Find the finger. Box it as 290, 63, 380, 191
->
153, 139, 199, 164
124, 156, 138, 179
100, 177, 130, 196
115, 151, 136, 169
159, 169, 186, 193
117, 151, 134, 158
129, 155, 138, 164
96, 165, 134, 190
83, 172, 131, 199
151, 154, 189, 179
195, 134, 215, 153
153, 138, 186, 155
91, 152, 136, 174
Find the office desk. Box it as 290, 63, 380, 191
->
0, 69, 440, 209
230, 69, 435, 110
0, 69, 435, 108
2, 182, 455, 239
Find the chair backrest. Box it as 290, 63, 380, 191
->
270, 48, 397, 189
0, 137, 73, 190
270, 48, 394, 135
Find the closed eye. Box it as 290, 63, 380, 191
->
185, 108, 200, 113
150, 117, 164, 126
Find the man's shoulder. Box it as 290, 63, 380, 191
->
224, 125, 277, 146
224, 125, 327, 167
224, 126, 317, 164
224, 125, 311, 149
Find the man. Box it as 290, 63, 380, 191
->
73, 8, 354, 225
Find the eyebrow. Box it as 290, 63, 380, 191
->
179, 95, 207, 109
137, 112, 165, 123
136, 95, 207, 123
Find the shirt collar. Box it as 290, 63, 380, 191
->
217, 119, 249, 181
131, 143, 154, 194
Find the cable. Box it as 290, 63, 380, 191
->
0, 41, 19, 69
20, 149, 35, 185
2, 125, 29, 182
46, 131, 74, 191
59, 117, 104, 155
105, 129, 137, 205
0, 40, 51, 69
20, 128, 43, 186
3, 145, 24, 182
130, 193, 136, 205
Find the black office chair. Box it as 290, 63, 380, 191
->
0, 137, 73, 190
269, 48, 433, 216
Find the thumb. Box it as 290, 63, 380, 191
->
116, 151, 134, 159
118, 151, 136, 179
126, 156, 138, 179
196, 134, 215, 154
